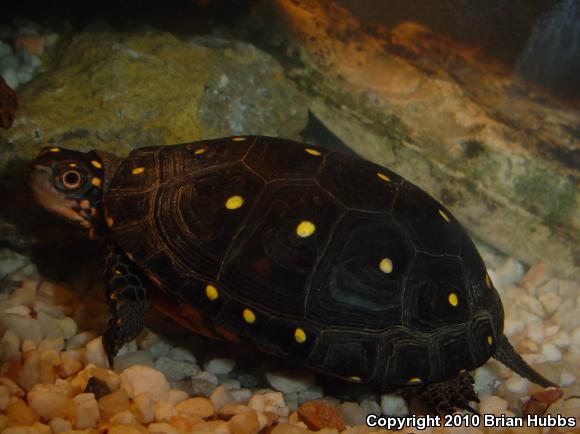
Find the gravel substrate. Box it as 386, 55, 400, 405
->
0, 244, 578, 434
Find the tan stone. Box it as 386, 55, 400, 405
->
98, 388, 130, 421
5, 398, 40, 425
298, 400, 346, 432
175, 396, 214, 419
108, 424, 149, 434
27, 383, 72, 421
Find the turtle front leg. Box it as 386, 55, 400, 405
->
102, 244, 150, 367
417, 371, 480, 414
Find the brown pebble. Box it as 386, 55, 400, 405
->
227, 410, 260, 434
6, 398, 40, 425
84, 376, 111, 400
522, 387, 564, 416
16, 349, 40, 392
298, 400, 346, 432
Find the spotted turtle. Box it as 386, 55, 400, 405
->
30, 136, 556, 412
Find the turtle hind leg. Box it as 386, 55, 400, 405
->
102, 245, 150, 367
420, 371, 480, 415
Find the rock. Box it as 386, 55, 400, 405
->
0, 376, 25, 397
58, 350, 83, 378
154, 400, 178, 422
27, 383, 72, 420
539, 292, 561, 315
148, 422, 180, 434
65, 331, 96, 350
0, 384, 9, 410
479, 395, 509, 415
114, 351, 155, 372
0, 314, 42, 344
380, 393, 408, 416
338, 402, 367, 426
37, 336, 64, 352
120, 365, 170, 402
265, 370, 316, 394
84, 376, 111, 400
98, 388, 130, 422
270, 422, 312, 434
167, 347, 196, 363
84, 336, 109, 369
175, 397, 215, 419
72, 393, 100, 429
167, 389, 189, 405
132, 391, 155, 424
204, 357, 236, 375
231, 388, 253, 404
210, 385, 235, 411
0, 329, 21, 362
92, 366, 121, 391
154, 356, 199, 381
48, 417, 73, 434
298, 400, 345, 432
5, 398, 39, 425
297, 386, 324, 404
36, 311, 65, 339
16, 349, 40, 391
225, 410, 261, 434
108, 423, 149, 434
221, 379, 241, 391
248, 392, 289, 417
238, 374, 258, 389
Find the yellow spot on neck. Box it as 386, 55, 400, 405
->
296, 220, 315, 238
485, 273, 492, 288
106, 217, 114, 227
448, 292, 459, 307
408, 377, 422, 384
377, 172, 390, 182
304, 148, 322, 156
438, 209, 450, 222
294, 327, 307, 343
91, 160, 102, 169
487, 335, 493, 345
242, 309, 256, 324
205, 285, 219, 301
79, 200, 90, 209
349, 375, 361, 382
232, 137, 247, 142
132, 167, 145, 175
379, 258, 393, 273
91, 177, 102, 187
49, 147, 60, 153
194, 148, 206, 155
225, 195, 244, 210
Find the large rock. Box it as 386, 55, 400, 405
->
0, 30, 307, 244
246, 0, 579, 278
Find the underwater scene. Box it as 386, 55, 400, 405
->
0, 1, 578, 433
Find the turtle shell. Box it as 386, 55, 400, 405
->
104, 136, 504, 387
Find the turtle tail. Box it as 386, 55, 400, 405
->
493, 334, 558, 388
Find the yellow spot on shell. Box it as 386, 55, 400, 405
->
377, 172, 390, 182
194, 148, 206, 155
487, 335, 493, 345
296, 220, 315, 238
438, 209, 451, 222
68, 163, 77, 167
304, 148, 321, 156
225, 195, 244, 210
91, 160, 102, 169
408, 377, 422, 384
232, 137, 247, 142
106, 217, 114, 227
49, 147, 60, 153
243, 309, 256, 324
205, 285, 219, 301
379, 258, 393, 274
132, 167, 145, 175
91, 177, 102, 187
448, 293, 459, 307
294, 328, 307, 343
485, 273, 492, 288
349, 375, 361, 382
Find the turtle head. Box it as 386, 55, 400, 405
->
30, 146, 118, 237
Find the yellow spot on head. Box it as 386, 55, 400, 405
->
243, 309, 256, 324
304, 148, 322, 156
379, 258, 393, 274
232, 137, 247, 142
408, 377, 422, 384
132, 167, 145, 175
114, 269, 123, 276
91, 160, 102, 169
296, 220, 315, 238
448, 292, 459, 307
438, 209, 451, 222
349, 375, 361, 382
106, 217, 114, 227
485, 273, 492, 288
487, 335, 493, 345
49, 147, 60, 153
225, 195, 244, 210
91, 177, 102, 187
205, 285, 219, 301
377, 172, 390, 182
68, 163, 77, 167
194, 148, 206, 155
294, 327, 307, 343
79, 199, 90, 209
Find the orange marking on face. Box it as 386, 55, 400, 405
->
79, 199, 90, 209
91, 177, 102, 187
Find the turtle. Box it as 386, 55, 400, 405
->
30, 135, 557, 413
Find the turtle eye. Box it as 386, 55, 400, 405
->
61, 170, 82, 190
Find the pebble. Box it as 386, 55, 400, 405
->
204, 357, 236, 375
114, 351, 155, 372
380, 393, 408, 416
27, 383, 71, 420
84, 336, 109, 369
110, 410, 138, 425
48, 417, 72, 434
154, 399, 178, 422
154, 356, 199, 381
132, 392, 155, 423
58, 351, 83, 378
148, 422, 180, 434
175, 397, 214, 418
98, 388, 130, 421
539, 292, 561, 315
72, 393, 100, 429
6, 398, 39, 425
231, 388, 253, 404
120, 365, 170, 402
66, 331, 97, 350
210, 385, 235, 411
338, 401, 367, 426
1, 314, 43, 344
0, 329, 21, 361
17, 349, 41, 392
479, 395, 508, 415
37, 336, 65, 352
265, 370, 316, 394
167, 389, 189, 405
167, 346, 196, 363
0, 384, 10, 410
108, 423, 148, 434
56, 317, 77, 339
298, 400, 346, 432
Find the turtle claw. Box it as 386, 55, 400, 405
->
421, 371, 480, 415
